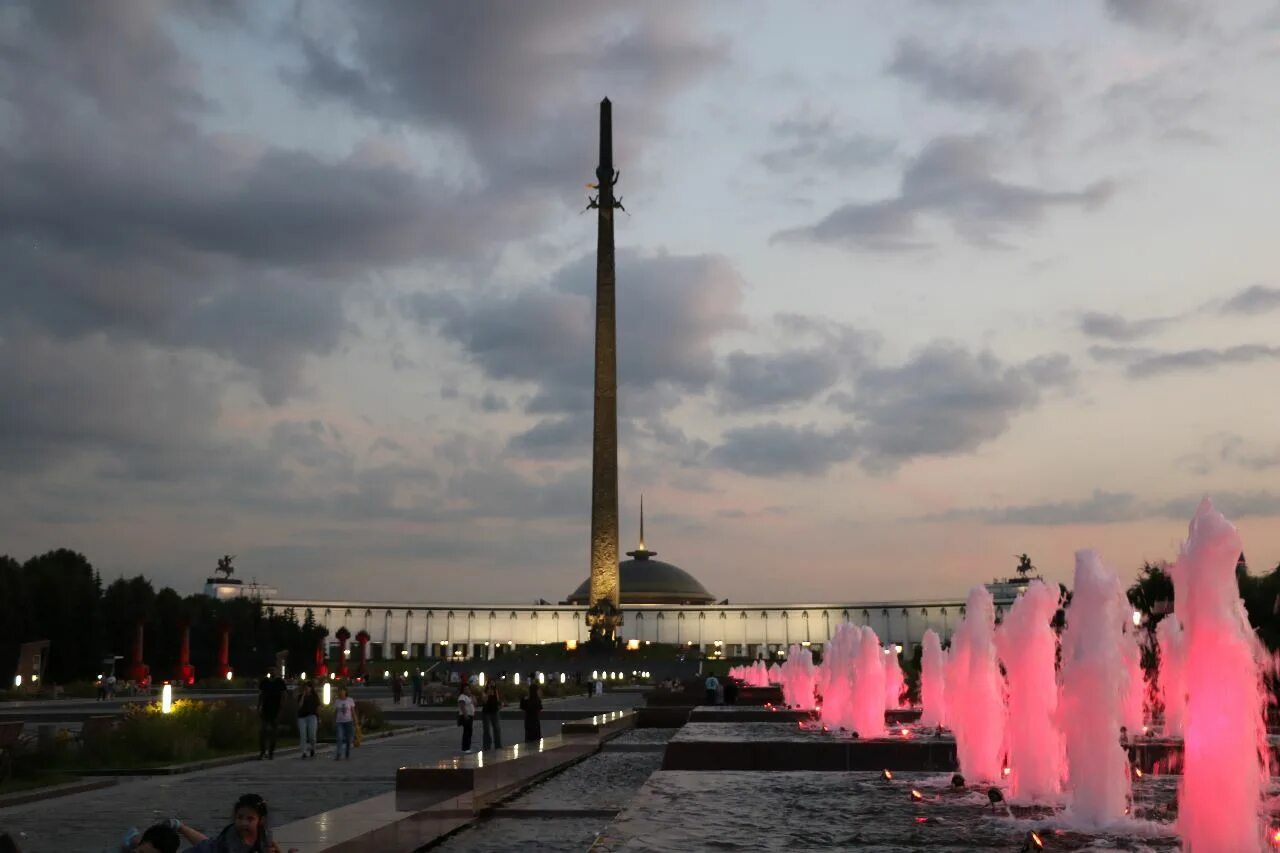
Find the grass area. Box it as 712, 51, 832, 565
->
0, 772, 79, 797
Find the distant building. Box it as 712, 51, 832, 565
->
204, 577, 278, 601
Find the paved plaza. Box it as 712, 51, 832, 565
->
0, 693, 635, 852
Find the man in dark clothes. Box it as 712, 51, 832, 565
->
257, 672, 287, 760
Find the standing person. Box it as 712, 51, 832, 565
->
457, 684, 476, 753
188, 793, 296, 853
332, 686, 357, 761
704, 673, 720, 706
295, 682, 319, 759
481, 683, 503, 751
105, 673, 117, 700
390, 673, 403, 705
410, 670, 423, 706
519, 681, 542, 743
723, 678, 738, 705
257, 672, 286, 760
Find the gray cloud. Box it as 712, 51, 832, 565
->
1079, 311, 1175, 342
1103, 0, 1201, 33
1178, 433, 1280, 475
1155, 491, 1280, 521
709, 423, 858, 478
887, 37, 1058, 123
1122, 345, 1280, 378
718, 349, 843, 412
843, 344, 1073, 473
758, 108, 896, 174
925, 490, 1141, 525
1222, 284, 1280, 315
285, 5, 726, 198
773, 136, 1112, 251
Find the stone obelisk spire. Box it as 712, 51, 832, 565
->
586, 97, 623, 645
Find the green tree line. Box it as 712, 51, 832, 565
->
1, 549, 328, 683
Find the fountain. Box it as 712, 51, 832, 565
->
995, 578, 1063, 802
1058, 549, 1131, 826
1120, 624, 1147, 736
1169, 498, 1269, 851
817, 623, 886, 737
945, 586, 1005, 782
883, 645, 905, 710
1155, 613, 1186, 738
919, 628, 947, 727
779, 644, 817, 710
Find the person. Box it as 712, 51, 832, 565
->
704, 673, 719, 706
332, 686, 357, 760
390, 673, 402, 705
519, 682, 542, 743
256, 673, 286, 760
97, 674, 107, 701
480, 683, 503, 751
457, 684, 475, 753
105, 673, 117, 700
723, 678, 738, 705
410, 670, 423, 706
0, 833, 21, 853
295, 682, 319, 759
189, 793, 297, 853
117, 819, 206, 853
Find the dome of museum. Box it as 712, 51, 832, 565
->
564, 544, 716, 606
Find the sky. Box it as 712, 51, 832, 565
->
2, 0, 1279, 604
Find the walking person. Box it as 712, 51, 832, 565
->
257, 672, 286, 760
481, 683, 503, 751
332, 686, 357, 761
295, 682, 319, 759
457, 684, 476, 754
411, 670, 423, 706
519, 681, 542, 744
704, 672, 719, 706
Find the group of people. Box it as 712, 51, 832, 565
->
0, 792, 294, 853
256, 675, 359, 762
703, 673, 739, 705
455, 681, 542, 754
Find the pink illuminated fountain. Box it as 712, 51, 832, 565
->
779, 644, 817, 709
919, 629, 947, 727
1120, 625, 1146, 737
883, 645, 905, 710
818, 623, 886, 737
1169, 499, 1269, 851
995, 579, 1063, 802
945, 586, 1005, 782
1155, 613, 1186, 738
1058, 549, 1130, 827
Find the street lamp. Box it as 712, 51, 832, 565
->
161, 682, 173, 714
322, 681, 331, 705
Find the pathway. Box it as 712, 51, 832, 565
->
0, 692, 635, 852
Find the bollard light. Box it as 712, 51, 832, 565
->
383, 670, 390, 678
478, 672, 486, 687
301, 671, 306, 681
537, 672, 545, 685
14, 675, 21, 688
329, 672, 335, 680
161, 682, 173, 714
514, 672, 521, 685
225, 671, 233, 681
559, 673, 566, 684
592, 670, 598, 680
323, 681, 331, 705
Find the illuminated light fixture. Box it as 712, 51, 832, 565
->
514, 673, 521, 685
441, 641, 448, 646
478, 672, 486, 687
895, 644, 903, 654
592, 670, 598, 680
225, 671, 233, 681
383, 670, 390, 678
1132, 610, 1143, 627
1003, 766, 1011, 777
329, 672, 335, 680
801, 641, 811, 647
626, 639, 640, 650
909, 789, 923, 802
900, 728, 910, 737
402, 670, 408, 678
161, 682, 173, 714
401, 649, 409, 657
343, 649, 351, 658
537, 672, 545, 685
566, 640, 577, 651
31, 675, 38, 683
322, 681, 331, 705
881, 769, 893, 781
1023, 831, 1044, 851
559, 673, 566, 684
301, 672, 306, 681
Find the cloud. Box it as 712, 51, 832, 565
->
1178, 433, 1280, 475
842, 344, 1074, 473
1103, 0, 1201, 33
718, 349, 843, 411
887, 37, 1058, 124
1078, 311, 1175, 342
758, 107, 896, 174
709, 423, 858, 477
1118, 345, 1280, 378
1221, 284, 1280, 315
1155, 491, 1280, 521
285, 4, 726, 197
408, 250, 746, 413
773, 136, 1112, 251
925, 490, 1142, 525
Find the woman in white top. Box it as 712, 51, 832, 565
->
457, 685, 476, 754
333, 687, 358, 760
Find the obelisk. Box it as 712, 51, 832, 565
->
586, 98, 622, 645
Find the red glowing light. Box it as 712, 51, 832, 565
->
1271, 828, 1280, 846
914, 816, 928, 824
910, 788, 923, 801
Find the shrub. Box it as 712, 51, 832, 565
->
207, 701, 259, 751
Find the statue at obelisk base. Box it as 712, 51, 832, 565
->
585, 97, 624, 646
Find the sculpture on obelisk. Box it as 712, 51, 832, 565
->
585, 98, 624, 644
